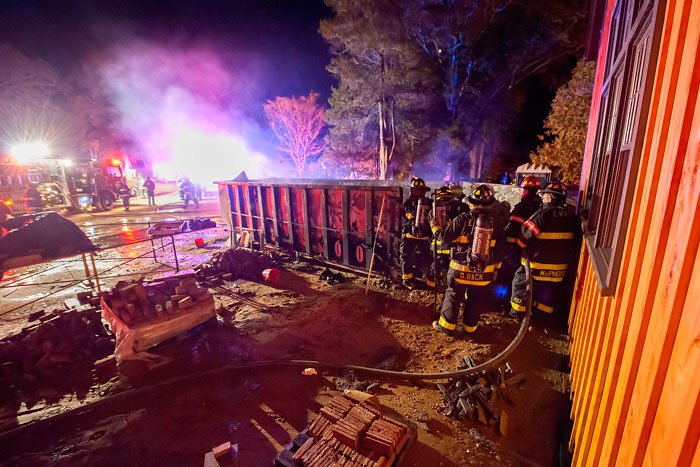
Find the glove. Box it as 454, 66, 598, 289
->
430, 218, 440, 228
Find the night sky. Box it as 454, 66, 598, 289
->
0, 0, 335, 102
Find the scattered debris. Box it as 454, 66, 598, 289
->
0, 306, 114, 387
275, 391, 417, 466
318, 268, 343, 285
436, 356, 524, 435
182, 217, 216, 232
301, 368, 317, 376
195, 248, 279, 282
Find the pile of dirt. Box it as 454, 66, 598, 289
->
194, 247, 279, 282
0, 307, 114, 400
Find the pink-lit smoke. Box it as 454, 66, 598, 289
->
99, 41, 275, 184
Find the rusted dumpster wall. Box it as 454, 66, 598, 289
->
215, 179, 406, 273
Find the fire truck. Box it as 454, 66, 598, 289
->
0, 157, 128, 213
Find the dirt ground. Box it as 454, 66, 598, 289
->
0, 236, 572, 466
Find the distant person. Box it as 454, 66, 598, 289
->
144, 177, 156, 206
24, 183, 43, 214
181, 178, 199, 208
117, 178, 131, 212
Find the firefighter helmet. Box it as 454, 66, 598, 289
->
409, 177, 430, 191
539, 182, 567, 198
436, 186, 454, 200
448, 182, 463, 195
520, 176, 541, 190
467, 184, 495, 206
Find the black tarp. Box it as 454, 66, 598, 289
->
0, 212, 95, 267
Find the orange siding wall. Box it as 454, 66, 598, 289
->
569, 0, 700, 465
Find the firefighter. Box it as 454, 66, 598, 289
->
448, 182, 465, 203
400, 177, 431, 289
117, 178, 131, 212
427, 186, 465, 288
182, 178, 200, 208
24, 183, 43, 214
510, 182, 579, 320
501, 176, 543, 294
430, 184, 501, 337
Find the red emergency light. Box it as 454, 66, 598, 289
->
112, 159, 121, 166
3, 200, 12, 206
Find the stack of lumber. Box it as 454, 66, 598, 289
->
100, 275, 217, 357
102, 276, 214, 326
276, 391, 415, 467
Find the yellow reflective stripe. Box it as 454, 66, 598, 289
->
405, 234, 429, 240
536, 302, 554, 313
437, 250, 450, 254
537, 232, 575, 240
431, 225, 442, 233
506, 237, 517, 244
406, 213, 415, 219
463, 324, 478, 333
521, 258, 568, 270
496, 262, 503, 269
449, 261, 497, 273
517, 239, 526, 248
511, 301, 527, 312
490, 239, 496, 247
458, 236, 469, 243
402, 273, 414, 279
439, 316, 457, 330
532, 276, 564, 282
455, 278, 491, 286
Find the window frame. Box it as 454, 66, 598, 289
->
580, 0, 665, 296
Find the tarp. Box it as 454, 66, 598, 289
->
0, 212, 95, 269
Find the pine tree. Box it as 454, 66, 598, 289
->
530, 61, 595, 183
321, 0, 441, 179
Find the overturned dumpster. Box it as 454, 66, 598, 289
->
216, 178, 411, 274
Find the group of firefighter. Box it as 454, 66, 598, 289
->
399, 176, 578, 337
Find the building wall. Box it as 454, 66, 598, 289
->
569, 0, 700, 465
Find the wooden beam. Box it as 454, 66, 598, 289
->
341, 189, 350, 265
244, 184, 254, 250
365, 190, 373, 269
320, 188, 330, 259
284, 187, 294, 248
301, 188, 312, 255
270, 186, 281, 246
257, 184, 266, 251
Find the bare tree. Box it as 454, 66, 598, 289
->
263, 93, 326, 178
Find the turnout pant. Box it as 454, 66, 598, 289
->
510, 265, 563, 316
436, 267, 491, 334
427, 252, 450, 287
399, 237, 430, 281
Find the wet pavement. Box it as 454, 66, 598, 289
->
0, 184, 229, 335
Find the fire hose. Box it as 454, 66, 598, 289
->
0, 256, 532, 441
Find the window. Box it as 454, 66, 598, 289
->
580, 0, 664, 296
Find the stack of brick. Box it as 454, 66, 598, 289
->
102, 276, 214, 327
279, 392, 412, 467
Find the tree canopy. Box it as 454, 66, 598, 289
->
530, 61, 595, 183
263, 92, 326, 177
322, 0, 587, 180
